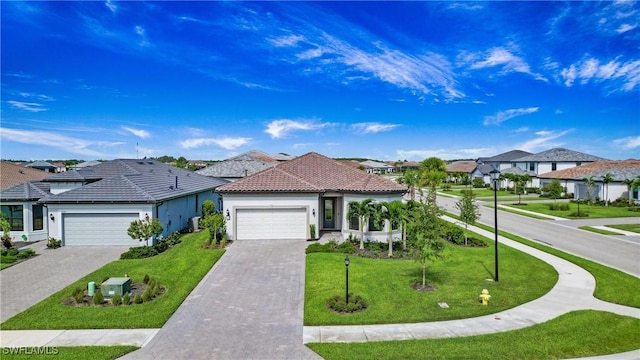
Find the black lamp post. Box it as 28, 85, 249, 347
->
490, 169, 500, 282
344, 255, 350, 304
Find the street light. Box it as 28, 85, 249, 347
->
344, 255, 350, 304
490, 169, 500, 282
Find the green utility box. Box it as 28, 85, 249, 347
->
101, 277, 131, 298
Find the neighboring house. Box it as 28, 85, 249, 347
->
24, 161, 57, 173
0, 182, 51, 242
511, 148, 606, 188
396, 161, 420, 172
446, 160, 477, 182
196, 153, 278, 181
538, 160, 640, 202
2, 159, 228, 246
479, 150, 533, 172
470, 163, 496, 185
217, 152, 407, 242
360, 160, 395, 174
0, 161, 53, 190
70, 160, 102, 169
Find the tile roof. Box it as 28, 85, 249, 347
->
217, 152, 407, 194
499, 167, 536, 176
484, 150, 533, 162
39, 159, 228, 204
474, 164, 496, 175
0, 181, 52, 201
446, 160, 477, 173
25, 160, 56, 169
196, 155, 276, 178
538, 160, 640, 181
360, 160, 394, 169
0, 161, 53, 190
513, 148, 606, 162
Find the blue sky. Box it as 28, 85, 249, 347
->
1, 1, 639, 162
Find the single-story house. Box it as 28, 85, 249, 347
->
360, 160, 396, 174
0, 161, 53, 190
0, 182, 51, 242
446, 160, 477, 182
217, 152, 407, 242
0, 159, 228, 246
24, 160, 58, 173
538, 160, 640, 203
196, 153, 278, 181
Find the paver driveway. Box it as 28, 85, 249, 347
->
0, 241, 128, 323
122, 240, 321, 360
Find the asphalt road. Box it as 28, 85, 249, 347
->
437, 196, 640, 277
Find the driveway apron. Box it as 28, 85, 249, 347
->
122, 240, 321, 360
0, 242, 129, 323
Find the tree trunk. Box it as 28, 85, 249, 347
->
388, 229, 393, 257
402, 224, 406, 251
359, 219, 364, 250
422, 263, 426, 287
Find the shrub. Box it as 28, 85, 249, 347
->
72, 287, 85, 304
442, 222, 465, 245
112, 294, 122, 306
309, 224, 316, 239
134, 293, 143, 304
327, 294, 368, 313
16, 249, 35, 259
219, 235, 228, 249
92, 291, 104, 305
569, 210, 589, 218
46, 237, 62, 249
472, 178, 484, 188
120, 246, 159, 260
549, 203, 570, 211
143, 274, 150, 284
122, 292, 131, 305
306, 243, 329, 253
7, 248, 18, 256
2, 237, 13, 250
142, 287, 152, 302
152, 284, 160, 296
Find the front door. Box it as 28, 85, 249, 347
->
323, 198, 335, 229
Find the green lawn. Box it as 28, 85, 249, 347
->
448, 214, 640, 308
305, 233, 557, 325
578, 226, 624, 235
1, 346, 138, 360
1, 231, 224, 330
307, 310, 640, 360
443, 188, 513, 198
486, 205, 553, 220
607, 223, 640, 234
504, 202, 640, 219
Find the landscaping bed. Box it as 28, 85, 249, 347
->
0, 231, 224, 330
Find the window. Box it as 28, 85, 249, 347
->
529, 162, 535, 171
576, 162, 582, 166
32, 205, 44, 231
551, 162, 557, 171
349, 216, 359, 230
511, 163, 516, 167
368, 217, 383, 232
1, 205, 24, 231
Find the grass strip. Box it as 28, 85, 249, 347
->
509, 202, 639, 219
305, 232, 557, 325
307, 310, 640, 360
484, 205, 553, 220
1, 231, 224, 329
446, 212, 640, 308
607, 224, 640, 234
1, 346, 138, 360
578, 226, 624, 235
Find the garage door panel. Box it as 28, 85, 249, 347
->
63, 213, 138, 246
236, 208, 307, 240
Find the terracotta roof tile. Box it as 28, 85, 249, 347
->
218, 152, 407, 193
446, 160, 477, 173
0, 161, 53, 190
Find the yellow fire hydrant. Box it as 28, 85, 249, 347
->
479, 289, 491, 306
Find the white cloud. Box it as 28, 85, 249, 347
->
19, 92, 54, 101
135, 25, 150, 47
617, 23, 637, 33
268, 35, 305, 47
515, 129, 574, 153
514, 127, 530, 133
264, 119, 332, 139
0, 127, 123, 157
467, 47, 546, 81
560, 57, 640, 91
179, 136, 251, 150
483, 107, 539, 126
105, 0, 117, 13
351, 122, 400, 134
121, 126, 151, 139
613, 135, 640, 149
7, 101, 47, 112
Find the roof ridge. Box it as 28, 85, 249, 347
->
272, 166, 323, 191
120, 174, 157, 201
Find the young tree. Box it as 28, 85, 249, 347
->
201, 199, 216, 219
410, 202, 445, 287
583, 176, 596, 205
346, 198, 376, 250
201, 213, 225, 244
602, 173, 614, 206
547, 179, 564, 202
455, 190, 480, 246
514, 174, 531, 204
420, 157, 447, 205
397, 168, 421, 201
127, 214, 163, 247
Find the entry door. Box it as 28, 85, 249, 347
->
323, 198, 335, 229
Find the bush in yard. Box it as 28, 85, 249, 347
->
120, 246, 159, 260
142, 287, 152, 302
72, 287, 85, 304
472, 178, 484, 189
122, 292, 131, 305
92, 291, 104, 305
46, 237, 61, 249
327, 294, 368, 313
143, 274, 150, 284
152, 283, 160, 296
127, 214, 163, 247
134, 293, 143, 304
16, 249, 35, 259
112, 294, 122, 306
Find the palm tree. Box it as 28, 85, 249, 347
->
420, 157, 447, 205
622, 177, 640, 204
346, 198, 375, 250
398, 168, 421, 201
374, 201, 404, 257
583, 175, 596, 205
602, 173, 614, 206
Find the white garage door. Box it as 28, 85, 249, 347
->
236, 208, 307, 240
63, 213, 139, 246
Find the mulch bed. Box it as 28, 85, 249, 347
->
411, 282, 437, 291
61, 282, 165, 307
